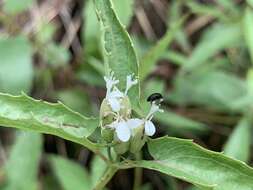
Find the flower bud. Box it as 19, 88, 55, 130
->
99, 99, 115, 126
119, 96, 131, 119
101, 127, 114, 143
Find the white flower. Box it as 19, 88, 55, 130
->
127, 118, 143, 131
111, 120, 131, 142
144, 120, 156, 136
146, 103, 163, 120
104, 72, 124, 112
127, 118, 156, 137
104, 72, 119, 99
143, 102, 164, 136
111, 118, 142, 142
125, 74, 138, 95
108, 87, 124, 99
104, 73, 138, 113
111, 103, 164, 142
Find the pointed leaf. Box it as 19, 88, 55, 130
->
0, 93, 99, 151
137, 137, 253, 190
223, 117, 251, 162
94, 0, 140, 104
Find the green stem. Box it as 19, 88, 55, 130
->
133, 152, 143, 190
107, 147, 113, 162
92, 166, 118, 190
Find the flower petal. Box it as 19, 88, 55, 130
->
125, 74, 138, 94
104, 72, 119, 98
107, 98, 121, 112
115, 121, 131, 142
146, 103, 164, 120
144, 120, 156, 136
127, 118, 143, 129
108, 87, 124, 99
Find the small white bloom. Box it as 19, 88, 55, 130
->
108, 87, 124, 99
144, 120, 156, 136
146, 103, 164, 120
104, 72, 119, 98
114, 121, 131, 142
142, 102, 164, 136
125, 74, 138, 94
104, 72, 125, 112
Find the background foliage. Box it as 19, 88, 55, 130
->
1, 0, 253, 189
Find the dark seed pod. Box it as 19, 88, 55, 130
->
147, 93, 163, 103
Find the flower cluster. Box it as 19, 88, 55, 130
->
100, 72, 163, 154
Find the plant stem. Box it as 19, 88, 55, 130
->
94, 149, 109, 164
133, 167, 142, 190
107, 147, 113, 162
133, 152, 143, 190
92, 166, 118, 190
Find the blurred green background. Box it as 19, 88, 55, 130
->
0, 0, 253, 189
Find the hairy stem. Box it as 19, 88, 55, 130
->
92, 166, 118, 190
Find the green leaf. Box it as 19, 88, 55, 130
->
137, 137, 253, 190
83, 0, 133, 56
170, 70, 247, 112
83, 0, 100, 56
183, 24, 242, 71
75, 60, 104, 87
0, 36, 33, 94
168, 1, 190, 53
161, 51, 187, 66
112, 0, 134, 27
223, 117, 251, 162
49, 155, 91, 190
186, 2, 225, 19
132, 36, 152, 60
243, 7, 253, 64
3, 0, 34, 14
155, 110, 208, 133
90, 155, 107, 188
41, 174, 60, 190
94, 0, 140, 104
139, 19, 184, 80
4, 132, 42, 190
0, 93, 99, 151
57, 88, 93, 116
